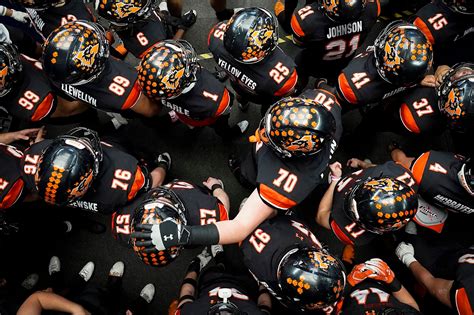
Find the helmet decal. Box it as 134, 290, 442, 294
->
286, 134, 317, 153
115, 1, 141, 18
363, 177, 399, 193
162, 67, 185, 90
0, 65, 7, 91
322, 0, 339, 13
43, 166, 65, 205
68, 169, 94, 200
74, 43, 100, 69
443, 88, 464, 119
285, 275, 312, 295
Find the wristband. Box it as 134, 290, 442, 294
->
186, 224, 220, 245
330, 175, 341, 183
181, 278, 197, 288
211, 184, 223, 193
387, 278, 402, 292
178, 294, 195, 304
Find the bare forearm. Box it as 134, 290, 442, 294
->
173, 29, 185, 39
213, 188, 230, 211
0, 133, 15, 144
392, 285, 420, 311
316, 182, 337, 229
18, 292, 85, 315
409, 261, 453, 307
177, 271, 197, 308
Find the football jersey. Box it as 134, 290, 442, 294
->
337, 51, 408, 106
330, 162, 418, 246
341, 281, 419, 314
1, 55, 56, 122
26, 0, 95, 38
178, 271, 265, 315
240, 215, 324, 310
114, 11, 169, 59
53, 57, 142, 113
21, 140, 147, 214
399, 86, 443, 134
0, 144, 25, 209
410, 150, 474, 214
208, 22, 298, 102
161, 68, 232, 127
290, 0, 379, 61
111, 180, 229, 245
450, 248, 474, 315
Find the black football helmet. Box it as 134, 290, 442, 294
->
437, 63, 474, 133
374, 21, 433, 87
442, 0, 474, 15
95, 0, 152, 26
319, 0, 367, 22
224, 7, 278, 64
131, 187, 187, 267
257, 96, 336, 159
0, 43, 23, 98
278, 248, 346, 311
11, 0, 61, 10
208, 288, 246, 315
138, 40, 198, 100
458, 159, 474, 196
345, 177, 418, 234
35, 128, 103, 206
42, 21, 110, 86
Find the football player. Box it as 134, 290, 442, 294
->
21, 127, 170, 214
12, 0, 95, 39
316, 160, 418, 246
126, 178, 229, 267
337, 20, 433, 107
95, 0, 197, 60
137, 40, 248, 138
396, 241, 474, 315
290, 0, 380, 88
343, 258, 421, 314
208, 7, 298, 111
131, 94, 341, 262
240, 215, 346, 313
42, 20, 161, 117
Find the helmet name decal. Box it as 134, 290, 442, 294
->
75, 43, 100, 69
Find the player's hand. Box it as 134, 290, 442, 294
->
420, 74, 436, 87
131, 219, 189, 252
33, 126, 46, 144
395, 242, 417, 267
348, 258, 394, 286
178, 9, 197, 29
202, 177, 224, 191
347, 158, 365, 169
329, 162, 342, 178
434, 65, 451, 87
10, 10, 30, 23
10, 128, 41, 142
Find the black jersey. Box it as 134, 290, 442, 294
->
450, 248, 474, 315
160, 68, 232, 127
330, 162, 417, 246
399, 86, 443, 134
1, 55, 56, 122
341, 281, 419, 314
337, 51, 408, 106
21, 140, 147, 214
290, 0, 379, 61
410, 151, 474, 214
26, 0, 95, 38
178, 270, 265, 315
53, 57, 141, 113
112, 180, 229, 245
242, 88, 342, 211
0, 144, 25, 209
114, 10, 168, 59
240, 215, 324, 309
208, 22, 297, 103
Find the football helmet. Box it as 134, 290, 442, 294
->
131, 187, 187, 267
345, 177, 418, 234
278, 248, 346, 310
458, 159, 474, 196
11, 0, 60, 10
374, 21, 433, 87
442, 0, 474, 15
137, 40, 198, 100
42, 21, 110, 86
208, 288, 245, 315
95, 0, 152, 26
224, 7, 278, 64
0, 43, 23, 98
258, 97, 336, 159
319, 0, 367, 22
35, 128, 103, 206
437, 63, 474, 133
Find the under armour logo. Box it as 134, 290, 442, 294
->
163, 234, 173, 241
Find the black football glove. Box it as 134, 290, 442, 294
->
131, 218, 190, 253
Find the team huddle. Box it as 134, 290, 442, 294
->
0, 0, 473, 313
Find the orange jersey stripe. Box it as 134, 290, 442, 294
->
218, 202, 229, 221
122, 82, 142, 110
414, 17, 435, 45
337, 73, 358, 104
259, 183, 297, 210
399, 103, 421, 134
275, 70, 298, 97
330, 220, 355, 245
31, 93, 55, 121
290, 15, 305, 37
410, 151, 430, 185
214, 88, 231, 117
376, 0, 381, 16
127, 165, 145, 201
0, 179, 24, 209
115, 44, 129, 58
455, 287, 473, 315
